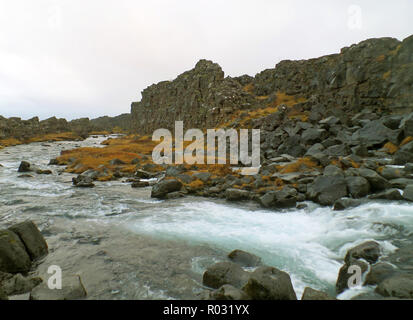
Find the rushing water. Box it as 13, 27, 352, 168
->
1, 136, 413, 299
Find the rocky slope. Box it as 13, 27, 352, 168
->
131, 35, 413, 134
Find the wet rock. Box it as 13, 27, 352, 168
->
228, 250, 262, 268
404, 163, 413, 173
307, 176, 348, 206
151, 179, 183, 199
30, 275, 87, 300
394, 141, 413, 165
375, 274, 413, 299
193, 172, 212, 183
208, 285, 250, 300
35, 169, 52, 175
380, 167, 405, 180
401, 113, 413, 137
364, 263, 396, 286
259, 187, 298, 209
0, 230, 32, 273
333, 198, 362, 211
109, 158, 125, 166
345, 176, 371, 198
369, 189, 404, 201
131, 181, 150, 188
0, 273, 42, 296
225, 189, 250, 201
242, 266, 297, 300
135, 169, 157, 179
357, 168, 391, 191
301, 287, 336, 300
9, 221, 48, 261
203, 262, 249, 289
18, 161, 32, 173
336, 259, 369, 294
166, 192, 185, 199
48, 158, 59, 165
345, 241, 381, 265
72, 175, 95, 188
404, 185, 413, 201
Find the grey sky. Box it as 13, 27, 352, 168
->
0, 0, 412, 120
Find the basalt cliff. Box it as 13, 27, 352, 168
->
131, 35, 413, 134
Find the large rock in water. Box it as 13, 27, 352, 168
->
203, 262, 249, 289
345, 176, 371, 198
394, 141, 413, 165
225, 189, 250, 201
336, 259, 369, 294
0, 230, 32, 273
242, 266, 297, 300
9, 221, 48, 261
208, 285, 250, 300
345, 241, 381, 265
352, 120, 399, 147
228, 250, 262, 268
375, 274, 413, 299
357, 168, 391, 191
30, 275, 87, 300
307, 176, 348, 206
18, 161, 32, 173
404, 185, 413, 202
151, 179, 183, 199
301, 287, 336, 300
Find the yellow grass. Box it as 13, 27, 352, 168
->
276, 157, 320, 174
382, 142, 399, 155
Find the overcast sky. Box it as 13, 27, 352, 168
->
0, 0, 412, 120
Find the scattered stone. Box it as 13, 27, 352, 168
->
109, 158, 125, 166
225, 189, 250, 201
307, 176, 348, 206
242, 266, 297, 300
228, 250, 262, 268
404, 185, 413, 201
344, 241, 381, 265
301, 287, 336, 300
336, 259, 369, 294
72, 175, 95, 188
375, 274, 413, 299
0, 230, 32, 273
333, 198, 362, 211
131, 181, 150, 188
209, 285, 250, 300
135, 169, 157, 179
364, 263, 396, 286
0, 273, 42, 296
151, 179, 183, 199
346, 176, 371, 198
9, 221, 48, 261
193, 172, 212, 183
369, 189, 404, 201
357, 168, 391, 191
18, 161, 32, 173
203, 262, 249, 289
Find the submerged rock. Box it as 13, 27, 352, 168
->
301, 287, 336, 300
345, 241, 381, 265
151, 179, 183, 199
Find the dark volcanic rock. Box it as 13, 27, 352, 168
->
18, 161, 32, 173
8, 221, 48, 261
344, 241, 381, 265
307, 176, 348, 206
242, 266, 297, 300
301, 287, 336, 300
0, 230, 32, 273
208, 285, 250, 300
151, 179, 183, 199
357, 168, 390, 191
345, 176, 371, 198
203, 262, 249, 290
375, 274, 413, 299
404, 185, 413, 202
228, 250, 262, 268
225, 189, 250, 201
336, 259, 369, 294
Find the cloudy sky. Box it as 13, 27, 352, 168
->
0, 0, 412, 120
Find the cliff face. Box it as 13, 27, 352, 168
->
131, 35, 413, 134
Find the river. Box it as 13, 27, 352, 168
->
1, 136, 413, 300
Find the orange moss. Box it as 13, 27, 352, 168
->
0, 138, 22, 147
401, 136, 413, 146
186, 179, 204, 189
277, 157, 320, 174
243, 83, 254, 94
376, 54, 386, 62
383, 71, 391, 80
382, 142, 399, 155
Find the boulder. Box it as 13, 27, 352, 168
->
394, 141, 413, 165
369, 189, 404, 201
325, 144, 351, 157
333, 198, 362, 211
72, 175, 95, 188
0, 230, 32, 273
203, 262, 249, 289
30, 275, 87, 300
401, 113, 413, 137
336, 259, 369, 294
364, 263, 396, 286
323, 165, 344, 177
135, 169, 157, 179
228, 250, 262, 268
109, 158, 125, 166
259, 187, 298, 209
131, 181, 150, 188
18, 161, 32, 173
225, 189, 250, 201
8, 221, 48, 261
307, 176, 348, 206
390, 178, 413, 189
301, 128, 327, 144
208, 285, 250, 300
193, 172, 212, 183
344, 241, 381, 265
357, 168, 390, 191
301, 287, 336, 300
380, 167, 404, 180
151, 179, 183, 199
403, 185, 413, 201
375, 274, 413, 299
345, 176, 371, 198
0, 273, 42, 296
352, 120, 399, 147
242, 266, 297, 300
277, 136, 306, 158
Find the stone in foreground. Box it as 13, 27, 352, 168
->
30, 275, 87, 300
